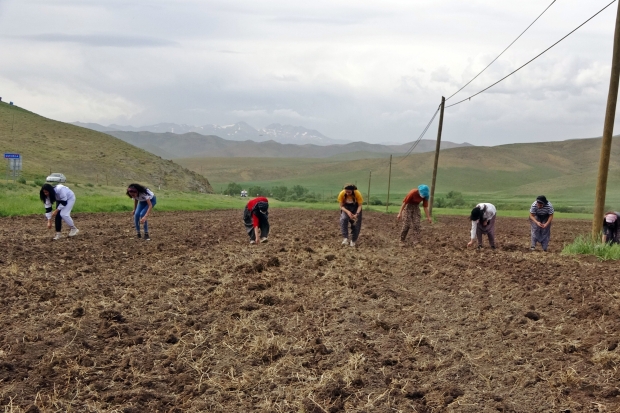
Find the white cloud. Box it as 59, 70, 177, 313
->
0, 0, 619, 145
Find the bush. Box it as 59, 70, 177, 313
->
248, 186, 269, 197
272, 186, 288, 200
86, 183, 94, 187
562, 235, 620, 261
17, 177, 27, 184
370, 198, 384, 206
291, 185, 309, 198
34, 178, 45, 186
223, 182, 242, 196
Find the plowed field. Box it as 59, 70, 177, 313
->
1, 210, 619, 412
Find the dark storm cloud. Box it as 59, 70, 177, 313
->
10, 33, 178, 48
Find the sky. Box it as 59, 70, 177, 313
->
0, 0, 619, 145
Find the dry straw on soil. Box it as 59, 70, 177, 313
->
1, 210, 620, 412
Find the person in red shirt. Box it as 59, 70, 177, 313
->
244, 196, 269, 244
397, 184, 431, 247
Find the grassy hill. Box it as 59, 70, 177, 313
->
0, 102, 213, 192
106, 130, 470, 159
178, 137, 620, 211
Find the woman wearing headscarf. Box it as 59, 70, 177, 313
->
529, 195, 554, 251
337, 184, 363, 247
397, 184, 431, 247
244, 196, 269, 244
467, 203, 497, 249
602, 211, 620, 244
40, 183, 79, 240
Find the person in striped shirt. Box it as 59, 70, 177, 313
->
529, 195, 554, 251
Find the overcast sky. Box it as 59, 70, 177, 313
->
1, 0, 619, 145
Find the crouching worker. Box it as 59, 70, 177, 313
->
244, 196, 269, 244
40, 183, 79, 240
602, 211, 620, 244
467, 203, 496, 249
127, 183, 157, 241
338, 184, 363, 247
397, 184, 431, 247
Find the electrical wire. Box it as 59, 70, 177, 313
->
446, 0, 617, 109
397, 105, 441, 164
446, 0, 557, 102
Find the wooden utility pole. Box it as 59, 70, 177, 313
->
367, 170, 372, 208
593, 1, 620, 239
386, 155, 392, 212
429, 96, 446, 217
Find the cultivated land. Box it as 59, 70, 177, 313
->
2, 210, 620, 412
0, 102, 211, 192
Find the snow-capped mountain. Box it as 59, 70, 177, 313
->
73, 121, 350, 146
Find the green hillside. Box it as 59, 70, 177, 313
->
0, 102, 213, 192
178, 137, 620, 210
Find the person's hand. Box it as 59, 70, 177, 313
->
538, 222, 544, 228
541, 223, 548, 229
51, 209, 58, 217
396, 213, 401, 221
47, 220, 52, 230
467, 239, 475, 247
140, 216, 147, 224
427, 217, 433, 224
132, 209, 136, 216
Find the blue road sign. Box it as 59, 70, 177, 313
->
4, 153, 20, 159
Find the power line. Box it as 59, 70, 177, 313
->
447, 0, 617, 109
446, 0, 557, 102
397, 105, 441, 164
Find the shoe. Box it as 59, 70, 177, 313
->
260, 237, 268, 243
342, 238, 349, 245
250, 240, 256, 244
53, 233, 62, 240
477, 245, 482, 250
530, 246, 535, 251
144, 232, 151, 241
491, 246, 496, 250
68, 228, 79, 237
136, 233, 142, 239
350, 241, 355, 247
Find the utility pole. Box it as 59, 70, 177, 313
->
367, 170, 372, 208
386, 155, 392, 213
593, 1, 620, 239
429, 96, 446, 217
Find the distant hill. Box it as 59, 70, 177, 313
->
1, 103, 213, 192
176, 136, 620, 207
104, 130, 472, 159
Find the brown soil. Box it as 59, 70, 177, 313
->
1, 210, 619, 412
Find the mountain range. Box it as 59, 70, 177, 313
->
73, 121, 352, 146
101, 130, 473, 159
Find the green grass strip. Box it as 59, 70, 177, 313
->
562, 235, 620, 261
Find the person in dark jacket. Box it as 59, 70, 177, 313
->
602, 211, 620, 244
244, 197, 269, 244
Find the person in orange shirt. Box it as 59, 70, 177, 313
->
397, 184, 431, 247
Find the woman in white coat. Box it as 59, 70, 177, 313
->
40, 183, 79, 240
467, 203, 496, 249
